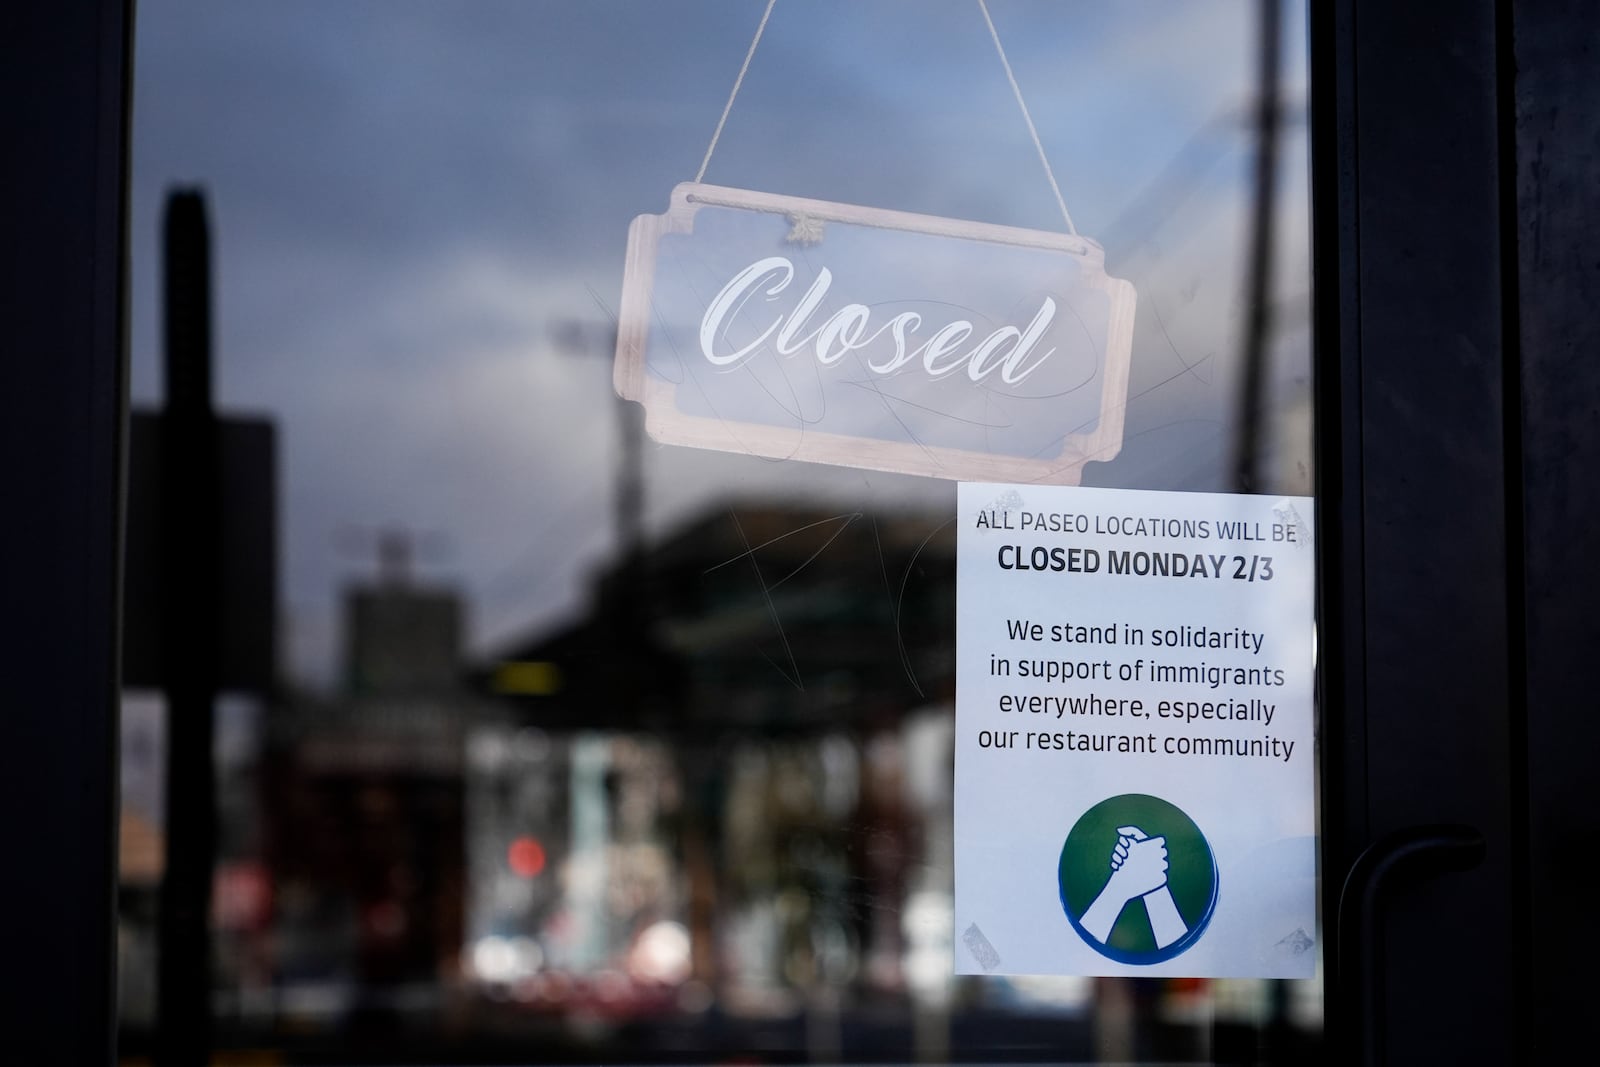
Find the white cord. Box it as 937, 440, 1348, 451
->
977, 0, 1078, 236
694, 0, 778, 185
694, 0, 1080, 239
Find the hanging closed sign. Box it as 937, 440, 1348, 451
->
612, 3, 1136, 485
614, 184, 1135, 484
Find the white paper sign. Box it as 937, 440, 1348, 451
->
954, 482, 1316, 978
615, 184, 1135, 484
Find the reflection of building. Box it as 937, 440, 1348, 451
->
470, 501, 961, 1039
263, 543, 472, 1018
486, 503, 956, 731
117, 693, 167, 1029
345, 533, 464, 697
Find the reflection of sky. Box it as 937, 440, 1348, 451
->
130, 1, 1310, 688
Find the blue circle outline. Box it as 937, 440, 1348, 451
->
1057, 797, 1220, 965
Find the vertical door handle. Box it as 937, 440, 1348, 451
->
1336, 824, 1485, 1066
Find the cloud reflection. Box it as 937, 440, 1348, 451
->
130, 0, 1309, 687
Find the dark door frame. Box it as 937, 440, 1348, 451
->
1312, 3, 1520, 1063
0, 3, 130, 1064
1316, 0, 1598, 1062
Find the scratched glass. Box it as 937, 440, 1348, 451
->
122, 1, 1317, 1062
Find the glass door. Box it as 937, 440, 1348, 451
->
113, 2, 1324, 1062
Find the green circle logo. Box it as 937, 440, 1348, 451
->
1057, 794, 1218, 964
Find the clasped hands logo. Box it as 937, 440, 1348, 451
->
1058, 794, 1218, 965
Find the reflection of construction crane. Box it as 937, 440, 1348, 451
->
551, 316, 643, 563
551, 314, 660, 726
